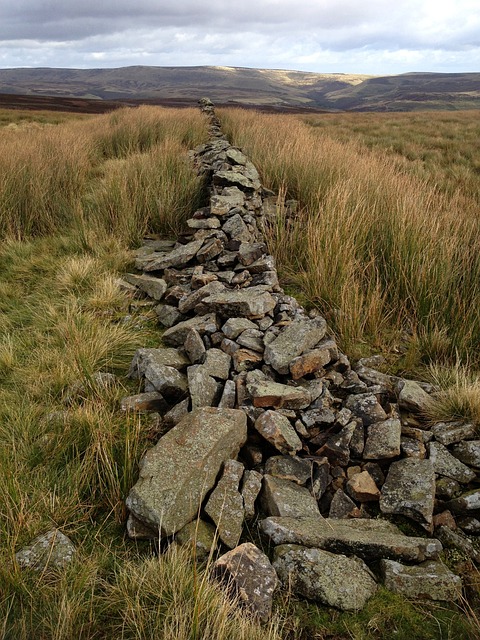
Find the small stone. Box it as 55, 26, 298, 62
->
329, 489, 360, 518
380, 458, 436, 530
346, 471, 380, 502
196, 237, 224, 263
236, 328, 265, 353
16, 530, 75, 571
120, 392, 168, 413
428, 442, 476, 484
162, 314, 218, 347
363, 418, 401, 459
309, 457, 331, 500
447, 489, 480, 513
205, 459, 245, 548
316, 422, 356, 466
187, 217, 221, 229
344, 394, 388, 426
248, 380, 312, 410
264, 456, 312, 486
241, 470, 263, 518
155, 304, 185, 328
238, 242, 267, 266
457, 517, 480, 535
232, 348, 263, 371
175, 520, 217, 561
397, 379, 433, 413
401, 437, 427, 459
178, 281, 225, 314
254, 411, 302, 454
222, 213, 252, 242
144, 362, 188, 402
380, 559, 462, 601
290, 348, 332, 380
260, 475, 321, 519
213, 543, 278, 622
162, 398, 190, 429
436, 476, 462, 500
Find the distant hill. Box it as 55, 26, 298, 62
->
0, 66, 479, 112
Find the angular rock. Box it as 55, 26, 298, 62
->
128, 347, 189, 378
260, 517, 442, 563
213, 170, 260, 191
222, 317, 257, 339
144, 362, 188, 402
346, 471, 380, 502
236, 328, 265, 353
187, 365, 220, 409
309, 457, 331, 500
120, 392, 168, 413
241, 470, 263, 519
142, 239, 204, 271
344, 393, 388, 426
428, 441, 476, 484
363, 418, 401, 459
329, 489, 359, 518
174, 520, 217, 561
261, 475, 321, 519
446, 489, 480, 513
218, 379, 236, 409
401, 437, 427, 459
16, 530, 75, 571
248, 380, 312, 410
264, 456, 312, 486
124, 273, 168, 300
451, 440, 480, 468
126, 407, 247, 536
222, 213, 252, 242
210, 189, 246, 216
436, 526, 480, 563
162, 314, 218, 347
203, 348, 231, 380
162, 398, 190, 429
184, 328, 206, 364
431, 422, 477, 446
201, 286, 276, 319
126, 513, 158, 540
290, 348, 332, 380
273, 544, 377, 611
237, 242, 266, 266
380, 458, 436, 529
155, 303, 185, 328
264, 317, 327, 375
212, 543, 278, 622
316, 422, 356, 466
204, 459, 245, 548
254, 411, 302, 454
397, 379, 433, 414
380, 559, 462, 601
436, 476, 462, 500
178, 281, 225, 314
196, 237, 224, 263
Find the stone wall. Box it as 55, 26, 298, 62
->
120, 99, 479, 617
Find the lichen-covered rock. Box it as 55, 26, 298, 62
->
431, 422, 477, 446
344, 394, 388, 426
201, 286, 276, 319
124, 273, 168, 300
241, 470, 263, 518
213, 543, 278, 622
254, 411, 302, 454
126, 408, 247, 537
265, 455, 312, 486
204, 459, 245, 548
264, 316, 327, 375
451, 440, 480, 468
16, 530, 75, 571
260, 517, 442, 563
363, 418, 401, 459
162, 314, 218, 347
175, 520, 217, 561
397, 379, 433, 413
273, 544, 377, 611
142, 239, 204, 271
380, 559, 462, 601
248, 379, 312, 410
428, 441, 476, 484
260, 475, 321, 518
380, 458, 436, 530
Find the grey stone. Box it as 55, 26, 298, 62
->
222, 317, 257, 339
397, 379, 433, 413
155, 304, 185, 328
363, 418, 401, 459
120, 392, 168, 413
128, 348, 189, 378
187, 365, 220, 409
431, 422, 477, 445
213, 543, 278, 622
237, 242, 266, 266
273, 545, 377, 611
428, 442, 476, 484
260, 517, 442, 563
218, 379, 236, 409
142, 239, 204, 271
344, 393, 388, 426
16, 530, 75, 570
162, 314, 218, 347
248, 379, 312, 410
126, 514, 158, 540
290, 348, 332, 380
380, 559, 462, 601
210, 189, 246, 216
126, 407, 247, 536
436, 526, 480, 563
178, 281, 225, 314
226, 147, 247, 165
316, 422, 356, 466
162, 398, 190, 429
187, 217, 221, 229
236, 328, 265, 353
241, 470, 263, 518
261, 475, 321, 519
309, 457, 331, 500
380, 458, 436, 530
329, 489, 359, 518
205, 459, 245, 548
213, 170, 260, 191
446, 489, 480, 513
401, 437, 427, 459
201, 286, 276, 319
264, 456, 312, 486
144, 362, 188, 402
184, 328, 206, 364
174, 520, 217, 561
203, 348, 231, 380
124, 273, 168, 300
457, 516, 480, 535
196, 238, 224, 263
222, 213, 252, 242
254, 411, 302, 454
264, 316, 327, 375
451, 440, 480, 468
355, 364, 397, 395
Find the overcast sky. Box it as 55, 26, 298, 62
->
0, 0, 479, 75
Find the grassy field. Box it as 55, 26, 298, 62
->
1, 105, 479, 639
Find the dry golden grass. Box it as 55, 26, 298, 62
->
220, 108, 480, 370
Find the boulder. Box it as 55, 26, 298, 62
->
126, 407, 247, 537
273, 544, 377, 611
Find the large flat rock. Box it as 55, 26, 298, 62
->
200, 286, 276, 318
126, 408, 247, 537
260, 517, 442, 563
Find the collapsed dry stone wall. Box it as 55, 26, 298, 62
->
117, 99, 480, 618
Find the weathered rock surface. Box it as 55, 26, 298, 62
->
254, 410, 302, 454
213, 543, 278, 622
174, 520, 217, 561
264, 317, 327, 375
397, 379, 433, 414
126, 408, 247, 536
261, 475, 321, 518
201, 286, 276, 318
204, 459, 245, 548
273, 544, 377, 611
363, 418, 401, 459
260, 517, 442, 563
16, 530, 75, 570
380, 559, 462, 601
428, 441, 476, 484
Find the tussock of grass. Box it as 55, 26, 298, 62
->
220, 108, 480, 367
